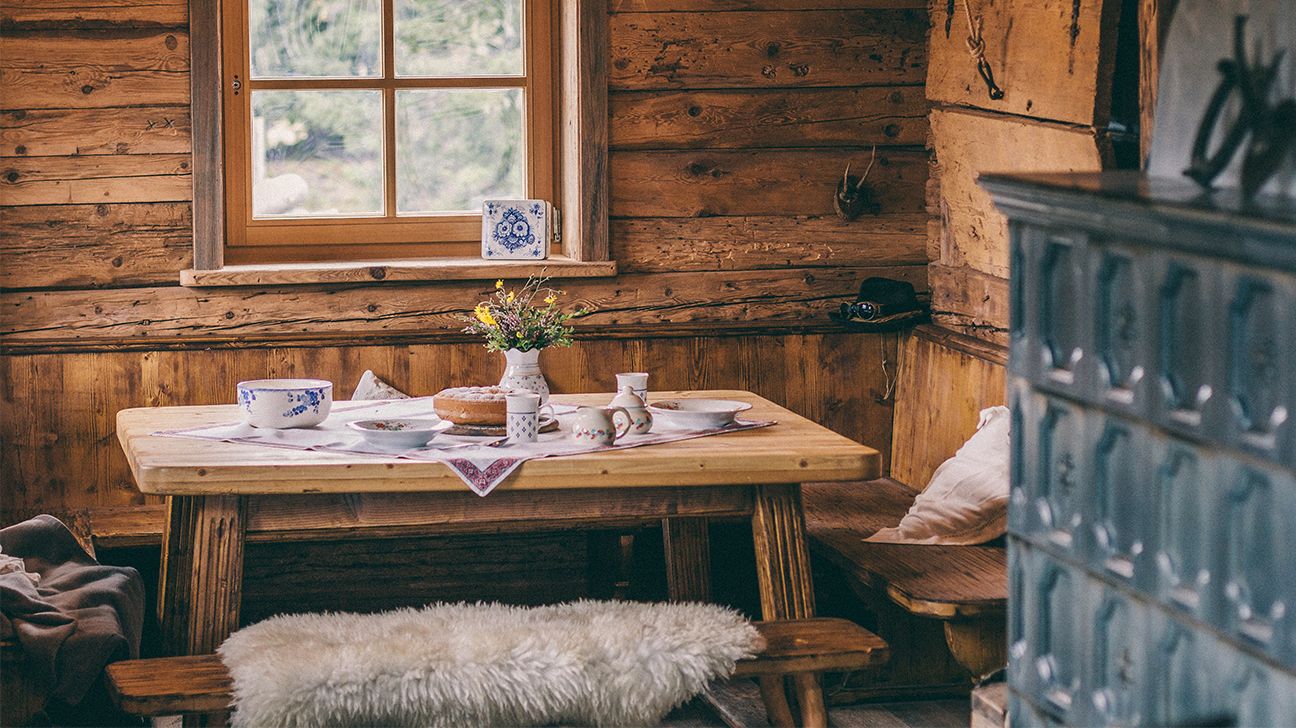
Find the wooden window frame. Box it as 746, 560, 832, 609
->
187, 0, 610, 285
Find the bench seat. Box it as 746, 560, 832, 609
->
107, 618, 887, 727
802, 478, 1007, 690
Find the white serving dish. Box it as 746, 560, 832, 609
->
237, 379, 333, 429
646, 399, 752, 429
348, 418, 453, 449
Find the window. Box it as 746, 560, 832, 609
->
220, 0, 558, 263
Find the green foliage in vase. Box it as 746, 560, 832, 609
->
461, 278, 585, 353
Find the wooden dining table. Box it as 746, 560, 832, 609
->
116, 389, 880, 666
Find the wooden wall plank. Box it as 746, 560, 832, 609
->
609, 87, 927, 149
0, 1, 187, 29
1, 153, 191, 205
0, 265, 927, 350
609, 10, 926, 90
0, 30, 189, 109
929, 107, 1104, 278
1, 106, 190, 157
612, 0, 926, 10
927, 262, 1010, 348
610, 148, 928, 217
0, 202, 191, 289
889, 326, 1006, 487
613, 214, 928, 272
926, 0, 1122, 126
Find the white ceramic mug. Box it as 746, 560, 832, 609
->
615, 372, 649, 402
507, 392, 540, 443
570, 406, 632, 446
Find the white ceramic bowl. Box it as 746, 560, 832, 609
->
348, 418, 453, 449
646, 399, 752, 429
236, 379, 333, 429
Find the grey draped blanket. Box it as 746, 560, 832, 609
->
0, 515, 144, 705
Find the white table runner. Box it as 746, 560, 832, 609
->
155, 397, 775, 496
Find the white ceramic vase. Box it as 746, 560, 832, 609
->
499, 348, 550, 404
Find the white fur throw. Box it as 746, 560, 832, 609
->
218, 600, 762, 728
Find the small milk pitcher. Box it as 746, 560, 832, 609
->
570, 406, 632, 446
610, 385, 653, 434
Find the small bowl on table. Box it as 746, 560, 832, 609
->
348, 419, 453, 450
237, 379, 333, 428
646, 399, 752, 429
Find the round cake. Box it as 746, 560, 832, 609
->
432, 386, 516, 425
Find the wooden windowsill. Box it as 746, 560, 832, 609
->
180, 256, 617, 288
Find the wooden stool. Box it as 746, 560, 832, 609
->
734, 618, 890, 728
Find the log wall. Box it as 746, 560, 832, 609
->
923, 0, 1124, 346
0, 0, 928, 516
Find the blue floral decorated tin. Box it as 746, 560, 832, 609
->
482, 199, 551, 260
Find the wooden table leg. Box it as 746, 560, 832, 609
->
158, 495, 247, 657
751, 484, 820, 727
662, 517, 712, 602
750, 484, 815, 620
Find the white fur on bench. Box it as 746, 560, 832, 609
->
218, 600, 762, 727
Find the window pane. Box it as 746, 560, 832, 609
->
251, 90, 384, 218
249, 0, 381, 78
396, 89, 524, 214
394, 0, 523, 77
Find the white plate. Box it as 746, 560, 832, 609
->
348, 418, 453, 449
646, 399, 752, 429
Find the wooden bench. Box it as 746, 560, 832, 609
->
106, 618, 887, 728
801, 326, 1009, 701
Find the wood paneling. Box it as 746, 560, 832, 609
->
0, 1, 187, 30
612, 0, 926, 10
0, 334, 899, 515
889, 326, 1006, 488
929, 107, 1105, 278
611, 148, 927, 218
926, 262, 1010, 346
609, 10, 926, 90
0, 202, 191, 289
613, 214, 928, 272
0, 30, 189, 109
0, 106, 190, 157
609, 87, 928, 149
1, 152, 191, 205
926, 0, 1121, 126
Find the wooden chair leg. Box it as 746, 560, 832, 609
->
758, 675, 796, 728
792, 672, 827, 728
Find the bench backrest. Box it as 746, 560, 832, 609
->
890, 326, 1007, 490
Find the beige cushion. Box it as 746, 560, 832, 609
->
867, 406, 1009, 545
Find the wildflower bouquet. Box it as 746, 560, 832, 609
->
461, 277, 582, 352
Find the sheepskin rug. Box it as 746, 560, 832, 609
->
218, 600, 762, 727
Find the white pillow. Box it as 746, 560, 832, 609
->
866, 406, 1010, 545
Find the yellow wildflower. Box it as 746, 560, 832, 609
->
544, 294, 557, 305
507, 291, 515, 303
495, 279, 504, 290
474, 304, 497, 327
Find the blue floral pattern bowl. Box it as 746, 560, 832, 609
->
237, 379, 333, 429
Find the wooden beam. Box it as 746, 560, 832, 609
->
188, 0, 223, 270
0, 29, 190, 109
610, 148, 928, 218
0, 106, 190, 157
0, 1, 188, 29
609, 10, 927, 90
560, 0, 610, 262
0, 154, 191, 206
0, 265, 927, 351
609, 87, 928, 150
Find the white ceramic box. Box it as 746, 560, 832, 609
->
482, 199, 551, 260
